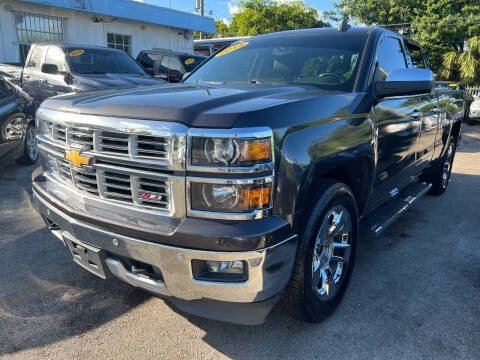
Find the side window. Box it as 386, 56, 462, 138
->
139, 53, 157, 69
159, 56, 170, 73
169, 57, 184, 73
26, 46, 44, 69
45, 46, 67, 72
375, 37, 407, 81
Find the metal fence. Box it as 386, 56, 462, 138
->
466, 86, 480, 98
14, 11, 67, 64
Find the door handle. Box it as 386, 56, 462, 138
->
23, 75, 30, 79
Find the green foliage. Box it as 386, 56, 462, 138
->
442, 36, 480, 85
228, 0, 329, 36
334, 0, 480, 82
195, 20, 231, 39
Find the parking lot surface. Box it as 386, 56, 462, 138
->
0, 126, 479, 360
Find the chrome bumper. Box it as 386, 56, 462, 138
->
32, 187, 297, 305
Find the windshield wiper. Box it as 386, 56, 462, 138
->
81, 70, 107, 74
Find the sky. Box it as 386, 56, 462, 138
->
134, 1, 336, 24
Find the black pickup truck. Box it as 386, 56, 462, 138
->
0, 43, 163, 113
32, 27, 462, 325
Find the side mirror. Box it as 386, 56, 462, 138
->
41, 63, 59, 74
373, 68, 434, 100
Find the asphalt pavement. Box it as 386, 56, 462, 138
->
0, 125, 479, 360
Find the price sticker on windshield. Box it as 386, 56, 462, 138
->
216, 42, 249, 57
69, 49, 85, 57
185, 58, 195, 65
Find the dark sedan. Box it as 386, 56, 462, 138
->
0, 76, 37, 167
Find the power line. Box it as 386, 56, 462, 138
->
378, 15, 480, 28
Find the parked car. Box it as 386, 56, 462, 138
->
469, 98, 480, 124
32, 27, 462, 325
193, 37, 249, 56
0, 44, 164, 111
136, 49, 206, 82
434, 81, 474, 123
0, 76, 37, 167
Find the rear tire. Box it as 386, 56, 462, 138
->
281, 181, 359, 322
428, 136, 456, 195
17, 122, 38, 165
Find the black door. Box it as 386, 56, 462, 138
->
21, 45, 47, 109
40, 45, 72, 99
370, 36, 431, 209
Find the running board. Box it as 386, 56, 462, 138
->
361, 182, 432, 237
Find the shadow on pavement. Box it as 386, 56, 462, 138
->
0, 227, 151, 355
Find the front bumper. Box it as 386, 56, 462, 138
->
32, 173, 298, 325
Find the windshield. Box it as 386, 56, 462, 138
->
179, 55, 206, 72
185, 34, 366, 91
67, 48, 146, 75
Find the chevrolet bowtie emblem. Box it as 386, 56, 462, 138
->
65, 149, 91, 168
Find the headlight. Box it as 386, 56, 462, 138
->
190, 181, 272, 213
190, 136, 272, 167
187, 127, 274, 218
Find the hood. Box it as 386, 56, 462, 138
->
42, 83, 340, 128
74, 73, 165, 90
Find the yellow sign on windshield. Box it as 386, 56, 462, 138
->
69, 49, 85, 57
216, 42, 249, 57
185, 58, 195, 65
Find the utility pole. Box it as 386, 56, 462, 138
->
199, 0, 204, 39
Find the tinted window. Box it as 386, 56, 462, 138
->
179, 55, 206, 72
186, 35, 367, 91
67, 48, 145, 75
45, 46, 67, 72
160, 56, 170, 69
139, 53, 159, 69
27, 46, 44, 69
375, 37, 407, 81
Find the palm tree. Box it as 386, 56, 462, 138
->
441, 36, 480, 85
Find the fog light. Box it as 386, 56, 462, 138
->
206, 260, 243, 274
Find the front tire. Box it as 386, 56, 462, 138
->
281, 181, 359, 322
17, 122, 38, 165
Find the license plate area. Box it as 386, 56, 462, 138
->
63, 233, 111, 279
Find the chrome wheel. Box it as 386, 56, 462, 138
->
26, 125, 38, 161
312, 205, 352, 300
442, 142, 454, 189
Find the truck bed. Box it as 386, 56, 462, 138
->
0, 63, 23, 85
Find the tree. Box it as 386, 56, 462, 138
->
334, 0, 480, 78
194, 20, 232, 40
228, 0, 329, 37
442, 36, 480, 85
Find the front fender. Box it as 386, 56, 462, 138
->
273, 115, 376, 216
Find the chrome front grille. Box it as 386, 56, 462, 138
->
46, 155, 170, 211
43, 121, 170, 161
68, 127, 94, 150
37, 109, 189, 217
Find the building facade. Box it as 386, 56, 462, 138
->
0, 0, 215, 63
